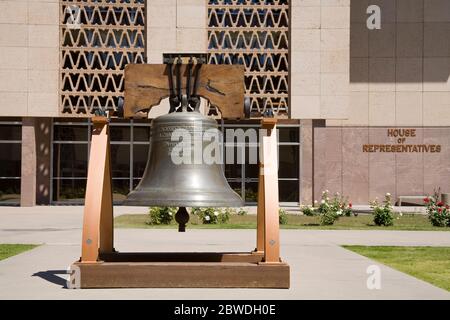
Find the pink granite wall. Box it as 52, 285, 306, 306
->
36, 118, 52, 205
20, 118, 37, 207
313, 126, 450, 204
20, 117, 52, 206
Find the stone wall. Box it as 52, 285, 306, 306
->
309, 0, 450, 204
0, 0, 59, 117
20, 117, 52, 206
329, 0, 450, 127
146, 0, 207, 118
290, 0, 350, 119
313, 126, 450, 204
146, 0, 206, 63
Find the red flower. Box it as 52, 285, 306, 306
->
438, 208, 442, 213
446, 205, 449, 210
437, 201, 444, 207
349, 202, 352, 208
424, 198, 429, 203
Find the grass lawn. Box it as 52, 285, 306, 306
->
0, 244, 39, 261
115, 213, 446, 231
343, 246, 450, 291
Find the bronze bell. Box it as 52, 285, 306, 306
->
123, 110, 243, 230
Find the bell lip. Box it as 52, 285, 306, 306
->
122, 200, 245, 207
122, 197, 244, 208
124, 187, 244, 207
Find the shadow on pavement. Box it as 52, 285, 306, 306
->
33, 270, 68, 288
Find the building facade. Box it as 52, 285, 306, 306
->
0, 0, 449, 206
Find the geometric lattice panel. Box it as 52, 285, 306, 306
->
207, 0, 289, 117
60, 0, 145, 116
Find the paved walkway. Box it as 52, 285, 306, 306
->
0, 206, 448, 300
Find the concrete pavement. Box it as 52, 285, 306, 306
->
0, 206, 449, 299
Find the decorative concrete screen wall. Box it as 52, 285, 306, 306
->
60, 0, 145, 116
207, 0, 289, 117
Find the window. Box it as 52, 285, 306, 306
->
52, 120, 300, 204
207, 0, 289, 117
0, 120, 22, 205
51, 119, 150, 203
60, 0, 145, 115
222, 123, 300, 203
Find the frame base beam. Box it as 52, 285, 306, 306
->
70, 252, 289, 289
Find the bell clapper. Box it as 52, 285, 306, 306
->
175, 207, 189, 232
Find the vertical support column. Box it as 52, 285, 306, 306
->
300, 119, 325, 205
300, 120, 313, 205
81, 117, 114, 263
20, 118, 52, 206
259, 118, 280, 263
255, 172, 265, 253
20, 118, 37, 207
36, 118, 52, 205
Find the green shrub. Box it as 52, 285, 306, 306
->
300, 205, 315, 216
370, 193, 394, 226
343, 204, 353, 217
424, 190, 450, 227
279, 208, 288, 225
236, 208, 248, 216
221, 207, 248, 216
191, 207, 230, 224
315, 190, 353, 225
220, 208, 233, 223
147, 207, 177, 225
320, 209, 339, 226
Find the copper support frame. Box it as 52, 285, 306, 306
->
80, 116, 114, 263
255, 118, 281, 263
75, 116, 288, 288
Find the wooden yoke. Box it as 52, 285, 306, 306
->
123, 64, 245, 119
80, 116, 114, 263
256, 118, 281, 263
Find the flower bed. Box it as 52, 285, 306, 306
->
370, 193, 394, 226
424, 192, 450, 227
300, 190, 353, 225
